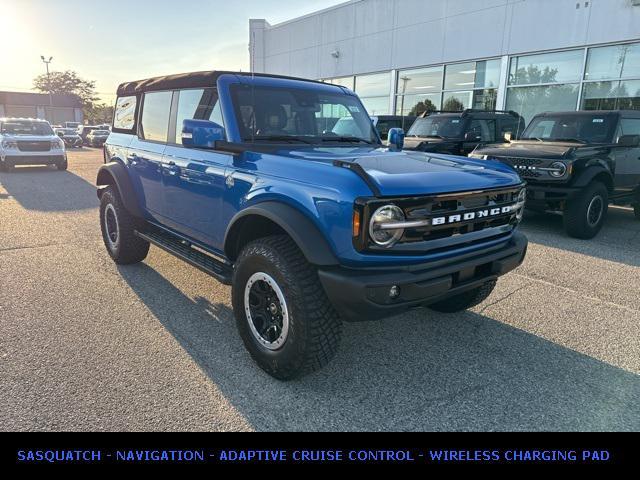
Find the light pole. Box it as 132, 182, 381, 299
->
399, 76, 410, 130
40, 55, 53, 119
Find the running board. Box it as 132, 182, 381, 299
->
135, 229, 233, 285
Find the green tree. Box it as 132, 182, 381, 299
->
33, 70, 100, 121
443, 97, 464, 111
408, 99, 437, 116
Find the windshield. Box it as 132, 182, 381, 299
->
521, 114, 616, 143
406, 116, 464, 139
92, 130, 109, 135
230, 85, 380, 145
1, 121, 54, 136
59, 129, 76, 135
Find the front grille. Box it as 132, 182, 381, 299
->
17, 141, 50, 152
357, 186, 523, 254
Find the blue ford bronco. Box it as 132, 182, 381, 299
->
97, 71, 528, 379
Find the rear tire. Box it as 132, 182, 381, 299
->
56, 158, 68, 170
99, 186, 149, 264
428, 280, 497, 313
634, 204, 640, 220
232, 235, 342, 380
563, 181, 608, 239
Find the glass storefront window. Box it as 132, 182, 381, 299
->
472, 89, 497, 110
325, 77, 354, 90
585, 42, 640, 81
509, 50, 583, 86
444, 62, 476, 90
360, 96, 390, 115
397, 66, 443, 95
442, 91, 473, 111
396, 93, 441, 116
354, 72, 390, 97
475, 59, 501, 89
581, 80, 640, 110
506, 83, 579, 124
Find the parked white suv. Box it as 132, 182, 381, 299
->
0, 118, 67, 171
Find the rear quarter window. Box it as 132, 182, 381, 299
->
113, 96, 137, 131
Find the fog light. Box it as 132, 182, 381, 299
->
389, 285, 400, 299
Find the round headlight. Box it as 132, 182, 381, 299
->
369, 205, 405, 247
549, 161, 567, 177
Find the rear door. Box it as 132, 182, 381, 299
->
613, 116, 640, 195
128, 90, 172, 218
161, 88, 232, 249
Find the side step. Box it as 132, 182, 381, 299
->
136, 229, 233, 285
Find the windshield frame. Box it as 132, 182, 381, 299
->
520, 113, 618, 144
229, 83, 382, 146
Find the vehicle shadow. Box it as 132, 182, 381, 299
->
520, 207, 640, 268
0, 166, 98, 212
117, 262, 640, 432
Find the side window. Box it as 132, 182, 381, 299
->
616, 118, 640, 142
174, 88, 224, 145
140, 91, 173, 142
468, 119, 496, 142
499, 118, 518, 138
113, 96, 137, 131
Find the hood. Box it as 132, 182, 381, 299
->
282, 146, 521, 197
474, 140, 580, 159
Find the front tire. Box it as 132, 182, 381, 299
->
99, 186, 149, 264
634, 203, 640, 220
56, 158, 68, 170
232, 235, 342, 380
428, 280, 497, 313
563, 181, 608, 239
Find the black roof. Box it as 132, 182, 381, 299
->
534, 110, 639, 117
116, 70, 328, 96
421, 109, 521, 118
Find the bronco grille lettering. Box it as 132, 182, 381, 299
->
431, 205, 513, 226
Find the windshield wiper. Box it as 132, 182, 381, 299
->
320, 136, 375, 145
250, 135, 314, 144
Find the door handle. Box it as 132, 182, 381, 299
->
126, 153, 138, 165
163, 160, 180, 176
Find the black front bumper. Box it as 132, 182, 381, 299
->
318, 232, 528, 322
525, 183, 580, 208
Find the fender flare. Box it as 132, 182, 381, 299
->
96, 161, 144, 218
571, 165, 614, 190
224, 202, 339, 266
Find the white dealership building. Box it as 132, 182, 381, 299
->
249, 0, 640, 123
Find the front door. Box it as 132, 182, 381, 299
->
160, 88, 231, 250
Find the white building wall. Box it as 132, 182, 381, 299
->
250, 0, 640, 79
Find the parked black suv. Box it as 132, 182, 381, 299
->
403, 109, 525, 155
471, 110, 640, 239
371, 115, 416, 140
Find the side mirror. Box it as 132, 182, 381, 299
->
57, 131, 64, 138
617, 134, 640, 148
181, 119, 225, 149
387, 128, 405, 151
464, 131, 481, 142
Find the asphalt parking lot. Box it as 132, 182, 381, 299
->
1, 148, 639, 431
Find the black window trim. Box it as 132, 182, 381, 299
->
111, 94, 140, 134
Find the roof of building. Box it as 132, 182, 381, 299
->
115, 70, 327, 96
0, 91, 82, 108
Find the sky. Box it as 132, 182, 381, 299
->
0, 0, 346, 103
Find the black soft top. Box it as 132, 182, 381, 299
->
116, 70, 327, 96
